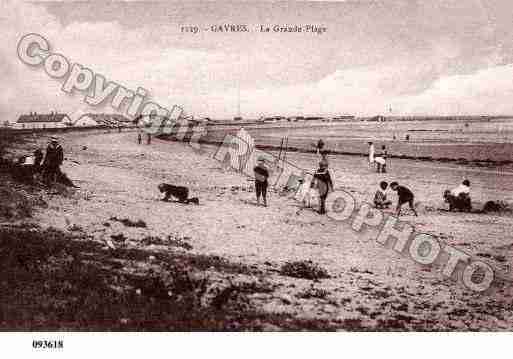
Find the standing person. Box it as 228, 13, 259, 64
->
147, 133, 152, 145
375, 145, 388, 173
42, 137, 64, 185
316, 139, 325, 155
253, 156, 269, 206
137, 132, 142, 145
390, 182, 418, 216
313, 160, 334, 214
368, 141, 375, 167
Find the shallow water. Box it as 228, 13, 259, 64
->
204, 120, 513, 162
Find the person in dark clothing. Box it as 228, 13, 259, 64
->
254, 156, 269, 206
390, 182, 418, 216
33, 148, 44, 171
138, 133, 142, 145
316, 139, 325, 155
42, 137, 64, 185
147, 133, 152, 145
313, 160, 334, 214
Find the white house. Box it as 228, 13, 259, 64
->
15, 112, 72, 129
74, 114, 101, 127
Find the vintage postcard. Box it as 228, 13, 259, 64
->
1, 0, 513, 350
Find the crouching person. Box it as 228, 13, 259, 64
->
390, 181, 418, 216
444, 179, 472, 212
374, 181, 392, 209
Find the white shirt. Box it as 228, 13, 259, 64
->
374, 156, 386, 165
368, 144, 375, 163
451, 184, 470, 197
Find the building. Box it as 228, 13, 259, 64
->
77, 113, 132, 127
331, 115, 356, 122
133, 113, 197, 135
369, 115, 387, 122
15, 112, 72, 129
287, 116, 305, 122
74, 114, 101, 127
261, 116, 286, 123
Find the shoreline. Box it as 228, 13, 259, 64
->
168, 135, 513, 168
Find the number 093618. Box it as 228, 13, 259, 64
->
32, 340, 63, 349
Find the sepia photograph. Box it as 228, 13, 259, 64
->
2, 0, 513, 353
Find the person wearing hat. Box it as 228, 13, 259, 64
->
253, 155, 270, 206
313, 160, 334, 214
42, 136, 64, 185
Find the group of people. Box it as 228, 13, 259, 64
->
368, 141, 474, 215
252, 137, 474, 217
137, 132, 152, 145
16, 136, 74, 187
252, 151, 333, 214
374, 179, 473, 216
373, 181, 418, 216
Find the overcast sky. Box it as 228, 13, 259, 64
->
2, 0, 513, 120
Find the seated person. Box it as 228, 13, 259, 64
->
374, 181, 392, 209
444, 179, 471, 212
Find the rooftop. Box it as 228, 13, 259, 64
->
17, 113, 69, 123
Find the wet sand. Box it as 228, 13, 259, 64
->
202, 121, 513, 163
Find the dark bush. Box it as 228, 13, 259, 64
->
280, 260, 331, 280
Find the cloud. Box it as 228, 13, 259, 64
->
396, 64, 513, 115
2, 0, 513, 121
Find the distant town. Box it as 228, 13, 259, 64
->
2, 111, 513, 131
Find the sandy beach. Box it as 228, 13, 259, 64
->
2, 129, 513, 330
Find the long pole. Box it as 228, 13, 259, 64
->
283, 136, 289, 163
278, 137, 284, 161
